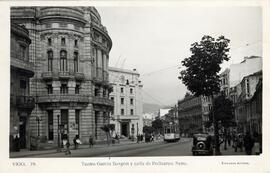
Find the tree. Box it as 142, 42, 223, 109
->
152, 119, 163, 134
100, 124, 115, 146
206, 94, 234, 150
179, 35, 230, 155
143, 126, 154, 134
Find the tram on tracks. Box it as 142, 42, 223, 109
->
164, 122, 180, 142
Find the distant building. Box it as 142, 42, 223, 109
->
178, 94, 203, 136
220, 68, 230, 98
201, 95, 213, 133
142, 113, 155, 127
158, 108, 170, 119
143, 118, 153, 127
109, 67, 143, 138
163, 106, 179, 131
230, 56, 262, 87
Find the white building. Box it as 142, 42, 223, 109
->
109, 67, 143, 138
230, 56, 262, 87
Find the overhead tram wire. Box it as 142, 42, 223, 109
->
141, 88, 167, 107
141, 65, 179, 77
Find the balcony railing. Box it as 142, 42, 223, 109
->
37, 94, 89, 103
11, 58, 34, 77
74, 72, 85, 80
58, 71, 71, 79
41, 71, 54, 80
16, 96, 35, 110
119, 115, 139, 120
92, 96, 114, 107
93, 68, 109, 85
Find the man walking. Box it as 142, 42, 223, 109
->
89, 135, 94, 148
244, 132, 254, 155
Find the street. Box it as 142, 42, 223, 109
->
27, 139, 192, 158
14, 138, 246, 158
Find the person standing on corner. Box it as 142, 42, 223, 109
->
89, 135, 94, 148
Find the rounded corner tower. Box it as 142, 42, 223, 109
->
10, 6, 114, 149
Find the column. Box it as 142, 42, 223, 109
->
68, 109, 76, 141
53, 109, 60, 144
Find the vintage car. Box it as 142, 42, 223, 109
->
192, 133, 213, 155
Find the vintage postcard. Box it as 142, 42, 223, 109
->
0, 0, 269, 173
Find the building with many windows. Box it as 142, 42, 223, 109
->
10, 23, 35, 151
10, 7, 113, 149
178, 93, 203, 137
109, 67, 143, 139
233, 71, 262, 133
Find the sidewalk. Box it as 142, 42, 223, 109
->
219, 143, 246, 156
10, 138, 168, 158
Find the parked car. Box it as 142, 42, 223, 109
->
192, 133, 213, 155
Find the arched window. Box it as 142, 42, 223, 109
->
74, 52, 79, 72
47, 50, 53, 71
60, 50, 67, 71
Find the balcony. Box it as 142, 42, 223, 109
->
119, 115, 139, 121
41, 71, 54, 80
92, 96, 114, 107
11, 58, 34, 77
37, 94, 89, 103
74, 72, 85, 81
58, 71, 71, 79
93, 68, 109, 86
16, 96, 35, 110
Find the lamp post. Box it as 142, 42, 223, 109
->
57, 114, 61, 152
36, 116, 42, 137
137, 122, 138, 136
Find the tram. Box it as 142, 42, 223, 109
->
164, 123, 180, 142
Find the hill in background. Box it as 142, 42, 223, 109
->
143, 103, 162, 114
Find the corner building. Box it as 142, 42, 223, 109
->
11, 7, 113, 148
10, 23, 35, 150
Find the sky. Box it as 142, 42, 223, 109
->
97, 6, 262, 106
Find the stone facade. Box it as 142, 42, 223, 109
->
233, 71, 262, 133
10, 23, 35, 150
178, 94, 203, 137
11, 7, 113, 149
109, 67, 143, 138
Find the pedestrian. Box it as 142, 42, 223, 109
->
65, 140, 71, 155
233, 134, 238, 152
243, 132, 254, 155
253, 132, 260, 155
73, 135, 81, 149
89, 135, 94, 148
14, 135, 20, 152
115, 134, 120, 144
227, 133, 232, 146
237, 134, 243, 152
151, 134, 154, 142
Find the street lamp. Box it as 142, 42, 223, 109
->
36, 116, 42, 137
137, 123, 139, 136
57, 114, 61, 152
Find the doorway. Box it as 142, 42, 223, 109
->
19, 116, 27, 149
60, 110, 68, 140
121, 122, 129, 137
